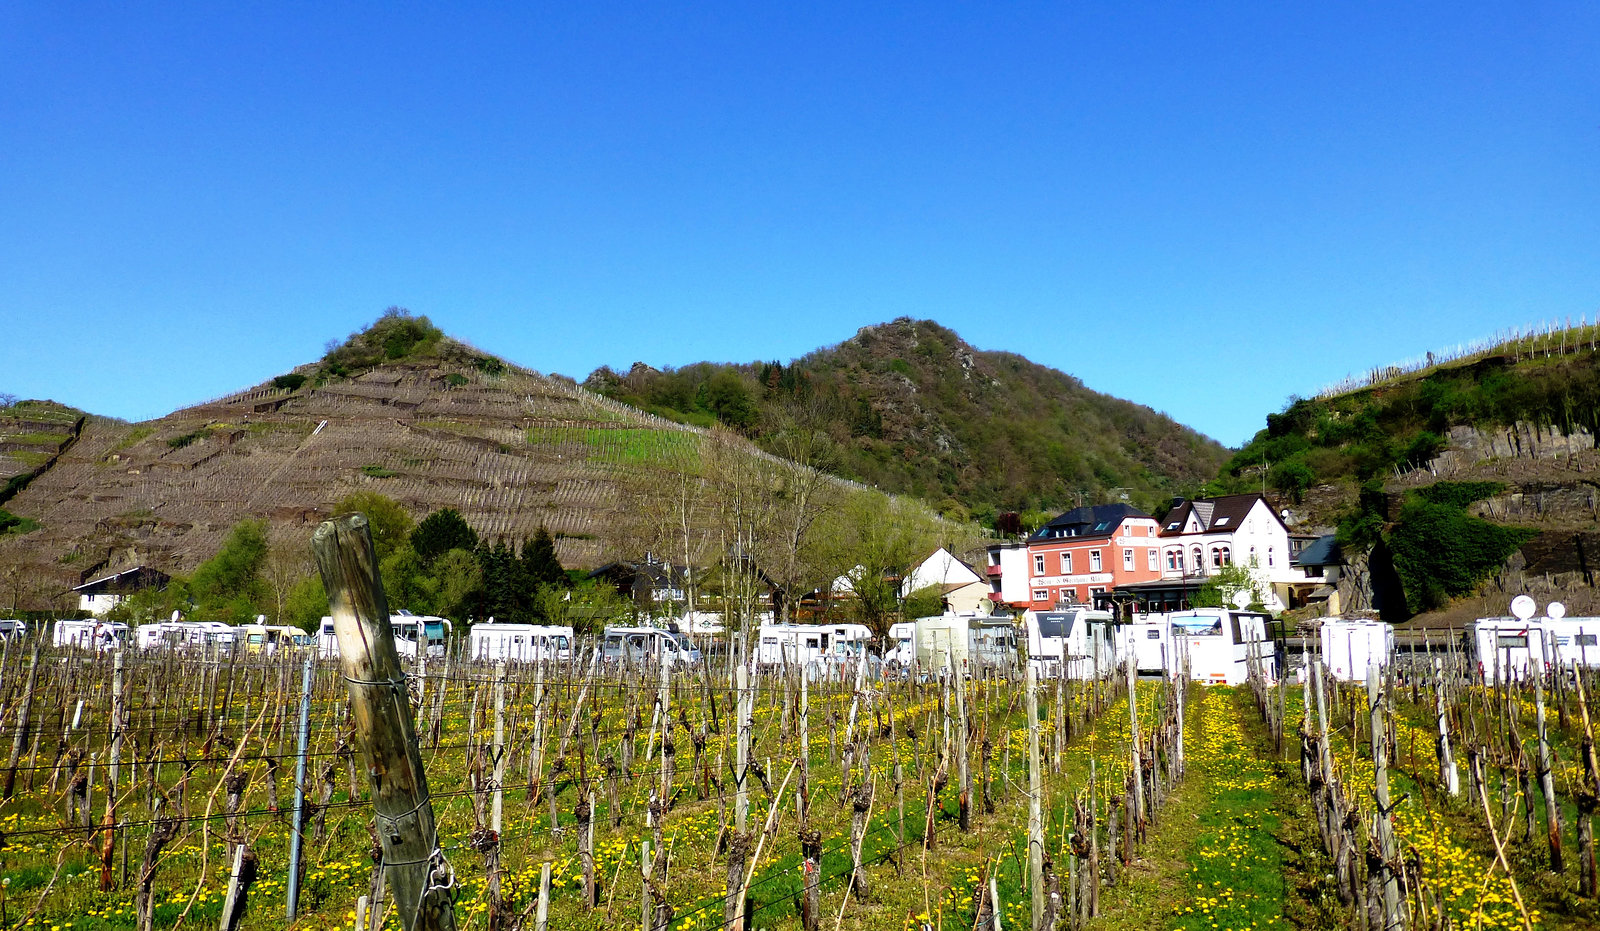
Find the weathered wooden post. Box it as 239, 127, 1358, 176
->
1532, 660, 1565, 873
1433, 657, 1460, 797
1367, 665, 1404, 930
735, 662, 750, 833
313, 513, 457, 931
1026, 663, 1045, 930
954, 657, 972, 830
285, 655, 313, 920
2, 643, 39, 799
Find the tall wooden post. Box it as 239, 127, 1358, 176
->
286, 656, 313, 920
313, 514, 457, 931
1533, 661, 1565, 873
1367, 665, 1404, 930
1126, 653, 1145, 827
954, 659, 972, 830
735, 662, 750, 833
2, 643, 40, 799
1433, 657, 1460, 797
492, 661, 506, 833
1026, 664, 1044, 930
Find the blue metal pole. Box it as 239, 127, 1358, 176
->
286, 655, 314, 920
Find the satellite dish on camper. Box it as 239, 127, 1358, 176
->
1231, 589, 1253, 609
1547, 601, 1566, 620
1510, 594, 1537, 621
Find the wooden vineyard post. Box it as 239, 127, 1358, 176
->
1126, 653, 1145, 829
735, 662, 750, 833
102, 650, 126, 891
492, 661, 506, 832
2, 643, 39, 799
313, 514, 457, 931
535, 862, 551, 931
1367, 665, 1404, 931
955, 658, 972, 830
1532, 661, 1565, 873
1433, 657, 1460, 797
798, 669, 810, 824
286, 655, 313, 920
1572, 665, 1598, 898
1026, 663, 1045, 931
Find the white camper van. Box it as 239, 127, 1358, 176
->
468, 622, 574, 663
1129, 610, 1273, 684
54, 619, 128, 652
755, 623, 874, 668
318, 612, 452, 658
1025, 608, 1115, 679
1318, 618, 1394, 682
886, 622, 915, 666
1544, 617, 1600, 669
135, 620, 236, 652
601, 626, 702, 666
913, 614, 1017, 672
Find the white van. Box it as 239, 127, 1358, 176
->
319, 612, 452, 658
54, 619, 128, 652
0, 619, 26, 641
1318, 618, 1394, 682
1024, 608, 1114, 679
135, 620, 235, 652
468, 621, 574, 662
886, 622, 915, 666
601, 626, 702, 666
912, 614, 1017, 671
755, 623, 874, 667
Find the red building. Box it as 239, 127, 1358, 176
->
1022, 503, 1161, 609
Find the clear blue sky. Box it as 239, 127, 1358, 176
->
4, 3, 1597, 447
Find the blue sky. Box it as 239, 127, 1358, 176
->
3, 2, 1596, 447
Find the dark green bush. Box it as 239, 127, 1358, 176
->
272, 373, 307, 391
1387, 499, 1535, 612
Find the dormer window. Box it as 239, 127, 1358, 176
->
1214, 517, 1230, 527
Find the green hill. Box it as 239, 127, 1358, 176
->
585, 318, 1229, 523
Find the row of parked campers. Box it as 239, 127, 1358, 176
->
467, 623, 702, 666
317, 612, 453, 658
1122, 609, 1275, 685
756, 623, 874, 667
1468, 616, 1600, 681
48, 618, 314, 654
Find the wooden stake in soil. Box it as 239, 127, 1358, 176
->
313, 513, 457, 931
1026, 663, 1045, 931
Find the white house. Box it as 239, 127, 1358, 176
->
983, 541, 1032, 608
1156, 494, 1307, 612
72, 566, 171, 617
900, 547, 990, 615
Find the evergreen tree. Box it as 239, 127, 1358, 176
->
411, 508, 478, 565
520, 526, 566, 589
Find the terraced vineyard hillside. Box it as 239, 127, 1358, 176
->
0, 344, 763, 605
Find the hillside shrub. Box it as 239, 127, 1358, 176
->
1386, 497, 1536, 613
322, 308, 443, 377
0, 508, 39, 535
1412, 481, 1506, 509
272, 374, 307, 391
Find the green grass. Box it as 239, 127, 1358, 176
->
526, 426, 701, 469
362, 464, 398, 478
0, 432, 70, 447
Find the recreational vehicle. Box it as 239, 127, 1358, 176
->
886, 622, 914, 666
601, 626, 702, 666
754, 623, 874, 668
1024, 608, 1115, 679
0, 619, 26, 641
912, 614, 1017, 672
468, 622, 575, 663
54, 619, 128, 652
1318, 618, 1394, 683
1128, 610, 1273, 684
1469, 615, 1600, 679
134, 620, 236, 652
238, 623, 310, 655
318, 612, 453, 658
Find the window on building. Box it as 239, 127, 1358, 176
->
1191, 546, 1202, 571
1090, 550, 1102, 572
1167, 549, 1182, 571
1032, 589, 1049, 602
1060, 552, 1072, 574
1268, 546, 1275, 567
1033, 554, 1045, 575
1148, 548, 1158, 570
1123, 548, 1134, 570
1249, 546, 1257, 565
1219, 546, 1231, 565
